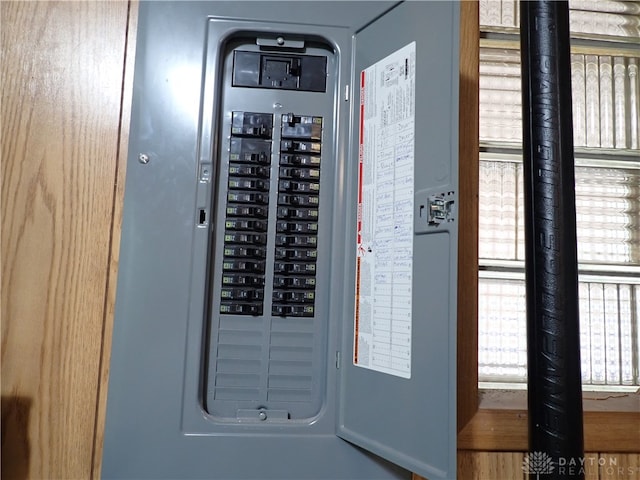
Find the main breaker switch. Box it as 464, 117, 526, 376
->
232, 51, 327, 92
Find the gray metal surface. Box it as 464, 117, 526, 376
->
102, 1, 458, 479
338, 3, 459, 479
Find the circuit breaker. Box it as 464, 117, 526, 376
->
103, 2, 460, 479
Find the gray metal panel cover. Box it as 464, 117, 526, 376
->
338, 2, 459, 479
103, 1, 458, 479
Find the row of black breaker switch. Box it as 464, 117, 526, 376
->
220, 112, 322, 317
220, 112, 273, 316
272, 114, 322, 317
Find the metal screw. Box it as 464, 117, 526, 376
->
276, 36, 285, 45
258, 411, 267, 421
138, 153, 150, 164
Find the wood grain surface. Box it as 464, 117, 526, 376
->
91, 1, 138, 477
411, 452, 638, 480
457, 451, 526, 480
458, 407, 640, 454
1, 2, 129, 478
456, 0, 480, 435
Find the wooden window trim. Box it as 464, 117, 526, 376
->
455, 1, 640, 454
458, 390, 640, 452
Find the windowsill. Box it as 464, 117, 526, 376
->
479, 388, 640, 412
457, 388, 640, 452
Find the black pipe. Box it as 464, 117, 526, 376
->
520, 1, 585, 477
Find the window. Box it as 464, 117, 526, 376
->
478, 0, 640, 390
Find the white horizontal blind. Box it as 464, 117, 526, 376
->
479, 159, 640, 265
480, 48, 640, 148
573, 54, 639, 149
479, 278, 640, 385
480, 0, 640, 38
478, 278, 527, 382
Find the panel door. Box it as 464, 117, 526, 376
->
338, 3, 460, 479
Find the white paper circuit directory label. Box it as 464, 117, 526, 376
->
354, 42, 416, 379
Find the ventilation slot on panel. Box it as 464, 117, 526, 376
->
213, 318, 264, 401
267, 321, 315, 403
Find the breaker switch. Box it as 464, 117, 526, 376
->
221, 288, 264, 301
271, 304, 314, 317
281, 114, 322, 140
273, 276, 316, 289
274, 262, 316, 275
277, 194, 319, 207
222, 274, 265, 287
230, 138, 271, 164
223, 246, 265, 258
275, 248, 317, 261
225, 205, 268, 218
228, 178, 269, 191
272, 290, 315, 303
225, 219, 268, 231
222, 260, 265, 273
280, 167, 320, 180
227, 192, 268, 204
280, 154, 320, 167
245, 152, 268, 164
275, 235, 317, 247
281, 140, 321, 154
231, 112, 273, 138
228, 165, 270, 177
221, 303, 263, 315
279, 180, 320, 193
276, 221, 318, 234
277, 207, 318, 220
223, 233, 267, 245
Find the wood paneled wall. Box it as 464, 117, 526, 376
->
2, 2, 638, 480
456, 452, 640, 480
1, 2, 130, 478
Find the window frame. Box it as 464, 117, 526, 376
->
455, 1, 640, 453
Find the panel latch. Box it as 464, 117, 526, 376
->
426, 192, 455, 226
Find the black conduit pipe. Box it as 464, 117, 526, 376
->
520, 1, 585, 477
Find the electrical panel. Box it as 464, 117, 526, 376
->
204, 35, 336, 422
103, 2, 460, 479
